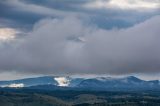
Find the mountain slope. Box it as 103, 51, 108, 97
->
77, 76, 160, 90
0, 76, 159, 91
0, 76, 58, 87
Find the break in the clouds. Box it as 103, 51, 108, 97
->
0, 0, 160, 77
0, 28, 17, 41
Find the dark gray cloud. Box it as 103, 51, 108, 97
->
0, 15, 160, 75
0, 0, 159, 30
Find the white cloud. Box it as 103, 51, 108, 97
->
84, 0, 160, 10
0, 28, 17, 41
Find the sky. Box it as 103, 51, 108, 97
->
0, 0, 160, 80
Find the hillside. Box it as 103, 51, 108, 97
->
0, 89, 160, 106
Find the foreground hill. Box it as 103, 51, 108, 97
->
0, 91, 70, 106
0, 89, 160, 106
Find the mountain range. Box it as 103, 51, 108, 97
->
0, 76, 159, 91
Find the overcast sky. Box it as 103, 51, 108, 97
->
0, 0, 160, 80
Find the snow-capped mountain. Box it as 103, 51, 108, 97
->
77, 76, 160, 90
0, 76, 84, 88
0, 76, 159, 91
0, 76, 57, 87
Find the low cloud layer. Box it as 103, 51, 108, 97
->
0, 0, 160, 80
0, 15, 160, 75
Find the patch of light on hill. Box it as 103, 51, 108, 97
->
54, 77, 70, 86
2, 83, 24, 88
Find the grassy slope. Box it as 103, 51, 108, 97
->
0, 92, 70, 106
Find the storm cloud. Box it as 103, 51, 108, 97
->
0, 0, 160, 79
0, 15, 160, 75
0, 0, 160, 30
